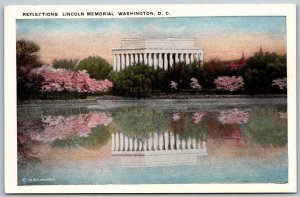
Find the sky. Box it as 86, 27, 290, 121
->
16, 17, 286, 64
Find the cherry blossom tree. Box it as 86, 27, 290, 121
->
17, 132, 41, 167
170, 81, 178, 90
218, 108, 249, 124
272, 77, 287, 90
30, 112, 113, 142
192, 112, 206, 124
214, 76, 244, 92
170, 112, 184, 133
190, 78, 202, 90
27, 65, 113, 93
172, 112, 181, 121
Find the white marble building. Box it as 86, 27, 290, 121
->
111, 130, 207, 156
112, 38, 204, 71
111, 130, 207, 166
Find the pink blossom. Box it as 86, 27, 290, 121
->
30, 112, 112, 142
28, 65, 113, 93
190, 78, 202, 90
218, 108, 249, 124
172, 112, 181, 121
170, 81, 178, 90
192, 112, 206, 124
272, 77, 287, 90
214, 76, 244, 92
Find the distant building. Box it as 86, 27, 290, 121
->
228, 52, 246, 70
112, 38, 204, 71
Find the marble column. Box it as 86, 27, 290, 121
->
143, 53, 147, 65
135, 53, 139, 64
153, 132, 158, 151
111, 133, 115, 151
187, 138, 192, 149
193, 53, 198, 63
181, 138, 186, 149
125, 54, 129, 68
170, 132, 175, 150
139, 140, 143, 151
149, 53, 153, 67
129, 54, 134, 66
134, 138, 138, 151
169, 53, 173, 68
176, 135, 180, 150
129, 138, 133, 151
139, 53, 143, 64
158, 53, 163, 69
119, 132, 124, 151
197, 140, 202, 149
164, 131, 169, 150
121, 54, 125, 71
159, 133, 164, 150
203, 141, 206, 149
175, 53, 179, 64
115, 132, 120, 151
124, 135, 128, 151
192, 138, 197, 149
146, 136, 152, 151
180, 53, 184, 63
113, 54, 117, 71
116, 54, 121, 72
185, 53, 189, 65
200, 53, 204, 65
154, 53, 158, 69
164, 53, 168, 70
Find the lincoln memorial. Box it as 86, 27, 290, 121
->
111, 130, 207, 166
112, 38, 204, 71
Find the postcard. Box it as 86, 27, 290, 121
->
4, 4, 297, 193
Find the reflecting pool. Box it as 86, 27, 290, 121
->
17, 98, 288, 185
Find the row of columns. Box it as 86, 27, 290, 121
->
111, 131, 206, 152
113, 52, 203, 71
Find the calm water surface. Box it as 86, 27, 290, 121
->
17, 98, 288, 185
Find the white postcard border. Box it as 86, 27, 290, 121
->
4, 4, 297, 193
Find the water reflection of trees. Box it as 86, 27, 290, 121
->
18, 110, 113, 154
17, 105, 287, 159
110, 107, 170, 138
51, 126, 111, 150
170, 112, 208, 142
17, 132, 41, 167
30, 113, 112, 142
242, 107, 287, 153
205, 108, 250, 144
17, 115, 44, 167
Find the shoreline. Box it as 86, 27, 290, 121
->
97, 94, 287, 100
17, 94, 287, 106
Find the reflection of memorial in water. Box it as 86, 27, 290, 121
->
111, 131, 207, 166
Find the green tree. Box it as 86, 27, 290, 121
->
17, 39, 43, 69
243, 107, 287, 154
111, 64, 155, 98
16, 40, 44, 100
167, 61, 203, 90
75, 56, 112, 80
201, 59, 229, 89
243, 51, 286, 94
152, 68, 170, 93
52, 58, 78, 70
